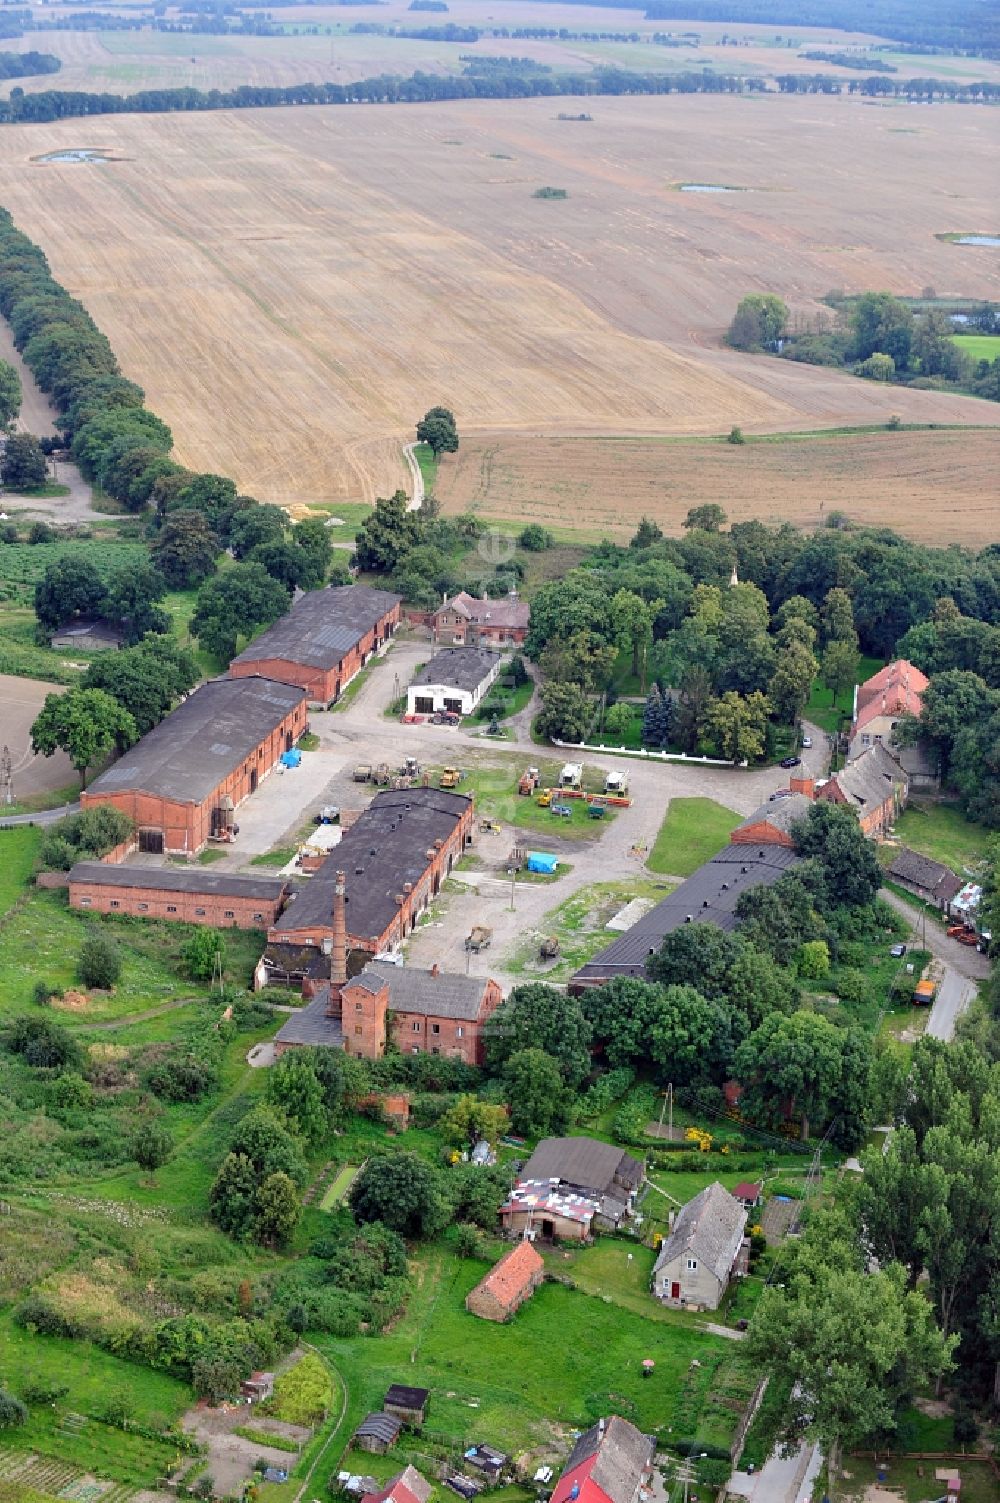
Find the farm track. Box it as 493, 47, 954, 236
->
0, 94, 992, 530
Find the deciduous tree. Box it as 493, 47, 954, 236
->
31, 686, 137, 787
1, 430, 46, 489
502, 1047, 571, 1137
191, 560, 289, 662
150, 511, 219, 589
484, 982, 592, 1085
350, 1151, 450, 1238
704, 689, 770, 762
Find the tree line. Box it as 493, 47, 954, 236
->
0, 208, 351, 780
776, 71, 1000, 100
0, 51, 60, 79
727, 290, 1000, 403
641, 0, 1000, 57
0, 65, 770, 125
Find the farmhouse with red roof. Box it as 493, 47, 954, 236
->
362, 1466, 432, 1503
551, 1416, 654, 1503
849, 659, 938, 787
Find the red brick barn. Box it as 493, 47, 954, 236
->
67, 862, 288, 929
465, 1240, 544, 1322
229, 585, 401, 707
263, 787, 474, 977
80, 677, 307, 857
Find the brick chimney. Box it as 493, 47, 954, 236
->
789, 775, 815, 799
326, 869, 347, 1014
430, 962, 439, 979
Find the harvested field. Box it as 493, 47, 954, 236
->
433, 428, 1000, 545
0, 94, 994, 523
0, 673, 75, 797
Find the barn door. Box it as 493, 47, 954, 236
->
138, 828, 164, 854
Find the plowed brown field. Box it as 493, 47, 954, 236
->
432, 429, 1000, 545
0, 94, 995, 523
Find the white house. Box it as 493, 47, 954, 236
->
407, 647, 502, 719
652, 1182, 748, 1310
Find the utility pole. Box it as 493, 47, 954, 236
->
657, 1083, 674, 1140
0, 745, 12, 807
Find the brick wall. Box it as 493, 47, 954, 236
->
68, 878, 283, 929
342, 976, 389, 1059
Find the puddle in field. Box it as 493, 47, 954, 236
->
954, 234, 1000, 246
33, 148, 115, 164
678, 182, 743, 192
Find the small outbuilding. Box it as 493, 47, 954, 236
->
407, 647, 502, 719
241, 1371, 275, 1401
384, 1384, 429, 1429
466, 1240, 544, 1323
354, 1412, 403, 1454
732, 1181, 762, 1210
887, 847, 963, 912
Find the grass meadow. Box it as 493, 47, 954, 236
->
891, 800, 989, 874
647, 798, 741, 878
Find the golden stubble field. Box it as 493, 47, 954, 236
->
432, 429, 1000, 545
0, 93, 995, 526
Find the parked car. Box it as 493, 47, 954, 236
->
890, 944, 907, 957
551, 803, 573, 817
769, 788, 793, 801
801, 735, 813, 749
780, 755, 801, 769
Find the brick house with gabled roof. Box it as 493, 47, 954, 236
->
430, 591, 530, 648
362, 1466, 432, 1503
551, 1416, 654, 1503
730, 792, 813, 849
815, 741, 909, 838
850, 659, 938, 788
466, 1240, 544, 1322
273, 961, 502, 1066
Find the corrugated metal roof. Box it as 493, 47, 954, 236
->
85, 677, 306, 805
572, 843, 801, 987
230, 585, 401, 671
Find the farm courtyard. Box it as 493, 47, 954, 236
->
0, 93, 994, 536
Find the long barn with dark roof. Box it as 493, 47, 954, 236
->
81, 676, 307, 857
263, 786, 475, 980
229, 584, 401, 706
570, 841, 800, 991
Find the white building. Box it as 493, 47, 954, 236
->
407, 647, 502, 719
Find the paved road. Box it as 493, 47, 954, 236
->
0, 800, 80, 828
880, 887, 988, 1042
728, 1441, 821, 1503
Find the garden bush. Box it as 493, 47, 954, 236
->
78, 929, 122, 989
0, 1389, 28, 1429
269, 1352, 331, 1426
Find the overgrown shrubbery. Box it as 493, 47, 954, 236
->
38, 805, 135, 870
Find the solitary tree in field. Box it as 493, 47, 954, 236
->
31, 687, 137, 788
416, 406, 459, 458
683, 503, 727, 533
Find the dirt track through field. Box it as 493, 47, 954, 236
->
0, 94, 995, 524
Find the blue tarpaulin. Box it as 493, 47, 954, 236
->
527, 852, 558, 874
280, 749, 302, 768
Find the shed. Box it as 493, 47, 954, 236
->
354, 1411, 403, 1454
465, 1240, 544, 1323
732, 1181, 762, 1209
241, 1371, 275, 1401
527, 852, 558, 874
384, 1384, 430, 1427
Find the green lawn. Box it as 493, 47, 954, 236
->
952, 332, 1000, 362
804, 654, 882, 736
0, 1311, 189, 1483
311, 1243, 734, 1457
0, 889, 264, 1023
505, 877, 673, 982
0, 827, 40, 916
319, 1163, 360, 1210
892, 800, 988, 874
413, 441, 438, 494
840, 1459, 997, 1503
448, 759, 617, 842
647, 798, 740, 877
